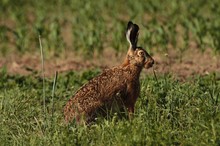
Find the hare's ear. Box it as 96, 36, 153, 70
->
126, 21, 139, 50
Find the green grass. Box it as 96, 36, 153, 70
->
1, 0, 220, 56
0, 69, 219, 145
1, 0, 220, 145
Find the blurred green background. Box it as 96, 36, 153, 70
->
1, 0, 220, 57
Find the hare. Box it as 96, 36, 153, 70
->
63, 21, 154, 124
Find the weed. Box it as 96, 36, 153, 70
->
0, 70, 219, 145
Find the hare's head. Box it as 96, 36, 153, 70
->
128, 47, 154, 69
125, 21, 154, 69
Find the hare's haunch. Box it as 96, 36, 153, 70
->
63, 21, 154, 124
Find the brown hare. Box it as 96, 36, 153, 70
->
63, 21, 154, 124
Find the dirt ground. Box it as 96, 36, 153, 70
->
0, 48, 220, 79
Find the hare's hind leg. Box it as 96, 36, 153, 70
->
64, 102, 85, 125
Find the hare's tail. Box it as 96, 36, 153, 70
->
63, 99, 75, 123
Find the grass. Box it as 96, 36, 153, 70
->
1, 0, 220, 145
0, 69, 219, 145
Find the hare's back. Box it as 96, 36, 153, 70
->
74, 67, 127, 102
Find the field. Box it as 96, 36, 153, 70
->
0, 0, 220, 145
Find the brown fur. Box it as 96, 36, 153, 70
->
63, 22, 154, 124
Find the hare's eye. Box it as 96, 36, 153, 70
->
138, 51, 144, 56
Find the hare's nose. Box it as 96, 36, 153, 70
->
151, 59, 154, 65
149, 60, 154, 67
144, 58, 154, 69
148, 57, 154, 65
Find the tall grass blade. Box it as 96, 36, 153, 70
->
153, 67, 159, 85
51, 71, 58, 122
39, 35, 46, 127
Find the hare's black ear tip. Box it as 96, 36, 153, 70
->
134, 23, 139, 30
127, 21, 139, 30
127, 21, 133, 28
128, 21, 133, 25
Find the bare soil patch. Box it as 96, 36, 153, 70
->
153, 48, 220, 78
0, 48, 220, 79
